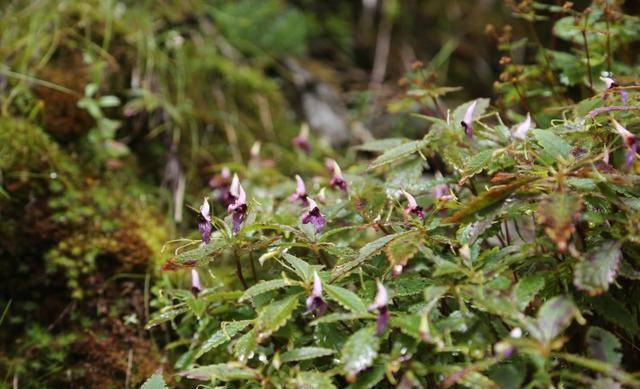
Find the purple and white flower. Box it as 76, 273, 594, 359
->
292, 124, 311, 154
512, 113, 532, 140
198, 197, 212, 243
289, 175, 309, 206
601, 75, 628, 104
402, 190, 425, 219
368, 280, 390, 336
191, 269, 202, 296
329, 160, 348, 192
301, 198, 326, 233
612, 119, 638, 166
306, 271, 327, 316
461, 100, 478, 139
227, 176, 248, 233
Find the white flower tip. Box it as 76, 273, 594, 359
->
221, 167, 231, 178
509, 327, 522, 338
600, 76, 615, 89
312, 271, 322, 296
512, 113, 532, 140
612, 119, 632, 139
295, 175, 306, 193
372, 280, 388, 308
237, 184, 247, 204
463, 100, 478, 125
307, 197, 318, 210
230, 174, 240, 196
333, 160, 342, 177
402, 190, 417, 208
200, 197, 210, 217
250, 141, 261, 157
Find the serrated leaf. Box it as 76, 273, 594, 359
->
145, 307, 188, 329
173, 240, 224, 264
347, 364, 385, 389
324, 284, 368, 314
280, 347, 335, 363
446, 178, 536, 223
239, 279, 297, 302
233, 329, 258, 361
533, 129, 572, 163
574, 241, 622, 296
255, 294, 300, 342
341, 326, 380, 379
589, 294, 639, 336
290, 371, 336, 389
140, 372, 167, 389
179, 363, 260, 382
536, 193, 582, 252
310, 312, 372, 326
514, 274, 545, 311
532, 296, 582, 343
462, 149, 494, 177
282, 252, 313, 281
368, 139, 426, 170
388, 276, 431, 297
384, 231, 420, 272
331, 231, 413, 281
196, 320, 253, 359
587, 327, 622, 367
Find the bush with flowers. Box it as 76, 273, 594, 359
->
146, 2, 640, 387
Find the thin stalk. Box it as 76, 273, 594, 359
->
249, 252, 258, 283
233, 248, 248, 289
581, 16, 594, 89
605, 4, 612, 72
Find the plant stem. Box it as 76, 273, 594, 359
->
581, 16, 593, 89
233, 248, 248, 289
249, 252, 258, 283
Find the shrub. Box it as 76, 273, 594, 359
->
149, 2, 640, 387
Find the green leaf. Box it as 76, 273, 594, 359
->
462, 149, 494, 177
233, 329, 258, 361
536, 193, 582, 252
145, 307, 188, 329
368, 139, 427, 170
514, 274, 545, 311
290, 371, 336, 389
533, 129, 572, 163
341, 327, 380, 379
140, 372, 167, 389
356, 138, 406, 152
196, 320, 253, 359
280, 347, 335, 363
255, 294, 300, 342
589, 294, 639, 336
331, 231, 414, 281
532, 296, 583, 343
179, 363, 260, 382
239, 279, 297, 302
574, 241, 622, 296
446, 178, 536, 223
347, 364, 385, 389
282, 252, 313, 281
310, 312, 372, 326
384, 231, 420, 273
324, 284, 368, 314
587, 327, 622, 367
174, 241, 224, 264
97, 95, 121, 107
